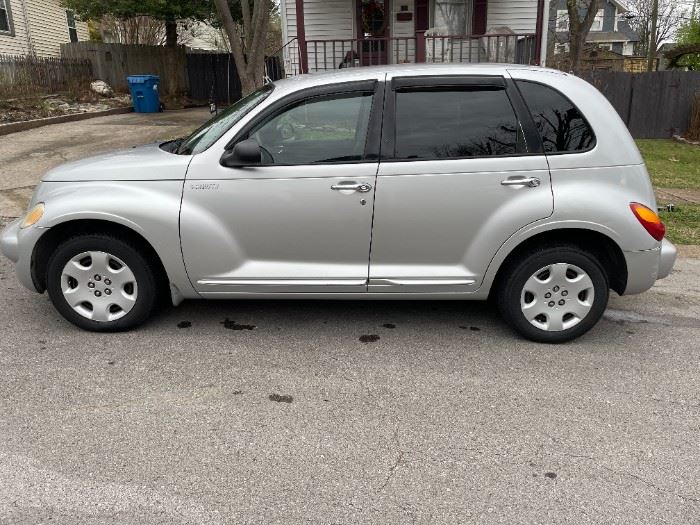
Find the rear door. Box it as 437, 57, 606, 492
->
368, 75, 553, 293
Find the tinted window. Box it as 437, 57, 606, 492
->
178, 83, 273, 155
516, 80, 595, 153
250, 92, 373, 164
394, 88, 521, 159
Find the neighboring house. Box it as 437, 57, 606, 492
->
552, 0, 639, 56
278, 0, 550, 74
0, 0, 88, 57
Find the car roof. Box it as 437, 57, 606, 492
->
271, 64, 568, 93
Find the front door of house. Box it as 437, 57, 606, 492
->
356, 0, 389, 65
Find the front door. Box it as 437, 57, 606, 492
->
369, 76, 553, 293
356, 0, 389, 65
181, 82, 382, 295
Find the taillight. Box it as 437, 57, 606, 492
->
630, 202, 665, 241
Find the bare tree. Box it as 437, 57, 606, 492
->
566, 0, 601, 75
214, 0, 271, 96
98, 15, 166, 45
625, 0, 687, 70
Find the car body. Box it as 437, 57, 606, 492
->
0, 64, 677, 342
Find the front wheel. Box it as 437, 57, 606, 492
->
497, 246, 609, 343
46, 234, 158, 332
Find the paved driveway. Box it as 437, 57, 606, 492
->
0, 108, 210, 217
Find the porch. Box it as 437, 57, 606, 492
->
272, 0, 547, 77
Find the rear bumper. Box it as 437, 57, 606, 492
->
623, 238, 677, 295
657, 238, 677, 279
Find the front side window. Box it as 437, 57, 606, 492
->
178, 84, 274, 155
516, 80, 595, 154
66, 11, 78, 42
394, 87, 521, 159
249, 92, 374, 164
0, 0, 13, 33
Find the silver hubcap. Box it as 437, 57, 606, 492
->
520, 263, 595, 332
60, 251, 138, 322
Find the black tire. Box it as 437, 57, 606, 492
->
46, 234, 158, 332
496, 245, 609, 343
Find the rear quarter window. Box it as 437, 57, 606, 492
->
516, 80, 595, 154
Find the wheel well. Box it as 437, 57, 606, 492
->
491, 229, 628, 297
32, 219, 170, 296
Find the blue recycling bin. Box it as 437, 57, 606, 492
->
127, 75, 161, 113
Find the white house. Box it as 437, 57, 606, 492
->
279, 0, 549, 74
0, 0, 89, 57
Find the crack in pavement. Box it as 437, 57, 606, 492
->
378, 426, 407, 493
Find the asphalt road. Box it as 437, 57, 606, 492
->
2, 112, 700, 523
1, 243, 699, 524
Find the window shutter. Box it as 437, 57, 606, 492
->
472, 0, 487, 35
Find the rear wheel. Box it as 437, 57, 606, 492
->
46, 235, 158, 332
497, 246, 609, 343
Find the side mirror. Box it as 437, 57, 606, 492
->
220, 139, 262, 167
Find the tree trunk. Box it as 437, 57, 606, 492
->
647, 0, 659, 71
566, 0, 600, 76
165, 19, 178, 47
214, 0, 271, 96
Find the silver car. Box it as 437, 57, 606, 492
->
0, 65, 677, 342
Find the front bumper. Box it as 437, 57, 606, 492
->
623, 238, 677, 295
0, 219, 47, 293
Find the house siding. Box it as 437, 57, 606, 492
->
0, 0, 31, 55
487, 0, 538, 33
0, 0, 88, 57
282, 0, 354, 71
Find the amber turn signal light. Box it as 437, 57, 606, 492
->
20, 203, 45, 229
630, 202, 665, 241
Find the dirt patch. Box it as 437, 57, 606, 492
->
656, 188, 700, 205
678, 245, 700, 259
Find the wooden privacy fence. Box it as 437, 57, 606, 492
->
584, 71, 700, 139
0, 54, 92, 97
186, 52, 285, 103
61, 42, 188, 95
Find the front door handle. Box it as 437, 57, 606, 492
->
331, 181, 372, 193
501, 177, 541, 188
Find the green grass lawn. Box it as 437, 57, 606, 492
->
658, 205, 700, 245
636, 139, 700, 245
636, 139, 700, 189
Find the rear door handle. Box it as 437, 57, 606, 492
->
331, 181, 372, 193
501, 177, 541, 188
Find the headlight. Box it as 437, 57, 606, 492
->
20, 203, 45, 229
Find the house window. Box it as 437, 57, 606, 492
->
556, 9, 604, 32
590, 9, 604, 31
556, 10, 569, 31
0, 0, 14, 34
66, 10, 78, 42
433, 0, 471, 35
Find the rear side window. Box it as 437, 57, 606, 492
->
394, 87, 523, 160
516, 80, 595, 153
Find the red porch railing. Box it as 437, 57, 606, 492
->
296, 33, 538, 74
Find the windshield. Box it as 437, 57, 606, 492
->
177, 84, 274, 155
